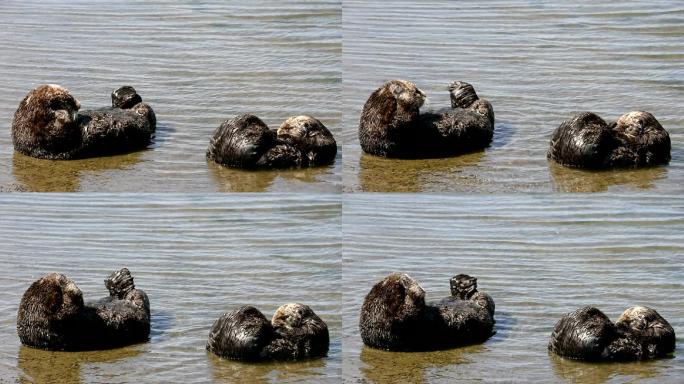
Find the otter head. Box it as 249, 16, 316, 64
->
382, 80, 426, 110
614, 111, 662, 138
450, 274, 478, 299
448, 81, 479, 109
18, 273, 84, 325
111, 86, 143, 109
615, 306, 675, 357
277, 115, 336, 164
12, 85, 82, 154
271, 303, 316, 330
369, 273, 426, 322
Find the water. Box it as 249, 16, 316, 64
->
342, 0, 684, 192
0, 0, 341, 192
0, 194, 341, 383
343, 194, 684, 383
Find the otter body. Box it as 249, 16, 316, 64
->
548, 111, 670, 169
207, 303, 329, 361
549, 306, 675, 361
207, 114, 336, 169
11, 85, 156, 159
359, 80, 495, 158
359, 273, 495, 351
17, 268, 150, 351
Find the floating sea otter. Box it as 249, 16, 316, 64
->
358, 80, 495, 158
359, 273, 495, 351
11, 85, 156, 159
207, 114, 337, 169
17, 268, 150, 351
548, 111, 670, 169
549, 306, 675, 361
207, 303, 329, 361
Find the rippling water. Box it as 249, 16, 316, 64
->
0, 194, 341, 383
343, 194, 684, 383
0, 0, 341, 192
343, 0, 684, 192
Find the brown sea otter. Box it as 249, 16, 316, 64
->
207, 303, 329, 361
358, 80, 495, 158
359, 273, 495, 351
11, 85, 156, 159
548, 111, 670, 169
549, 306, 675, 361
17, 268, 150, 351
206, 114, 337, 169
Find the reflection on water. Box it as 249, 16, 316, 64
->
359, 344, 485, 384
208, 352, 327, 384
548, 162, 668, 193
11, 151, 143, 192
549, 353, 662, 384
17, 345, 142, 384
357, 151, 486, 192
207, 153, 340, 193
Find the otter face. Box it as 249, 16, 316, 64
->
615, 111, 662, 138
29, 85, 80, 132
384, 80, 426, 109
450, 274, 478, 299
277, 115, 336, 164
271, 303, 315, 330
22, 273, 84, 319
616, 306, 673, 335
373, 273, 426, 320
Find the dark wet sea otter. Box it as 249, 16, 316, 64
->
11, 85, 156, 159
549, 306, 675, 361
17, 268, 151, 351
548, 111, 670, 169
359, 273, 495, 351
207, 303, 329, 361
207, 114, 337, 169
358, 80, 495, 158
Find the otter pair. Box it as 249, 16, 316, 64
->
17, 269, 329, 362
361, 273, 676, 362
11, 85, 337, 169
360, 80, 671, 169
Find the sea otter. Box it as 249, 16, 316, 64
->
359, 273, 495, 351
206, 114, 336, 169
207, 303, 329, 361
548, 306, 675, 361
548, 111, 670, 169
17, 268, 150, 351
11, 85, 156, 159
358, 80, 495, 158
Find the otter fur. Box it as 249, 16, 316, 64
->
207, 114, 336, 169
358, 80, 495, 158
359, 273, 495, 351
549, 306, 675, 361
16, 268, 150, 351
207, 303, 329, 361
11, 85, 156, 159
548, 111, 670, 169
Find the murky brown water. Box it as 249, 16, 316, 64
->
0, 0, 341, 192
343, 194, 684, 383
342, 0, 684, 193
0, 194, 341, 383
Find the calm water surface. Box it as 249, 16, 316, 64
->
343, 194, 684, 383
0, 0, 341, 192
0, 194, 341, 383
343, 0, 684, 192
